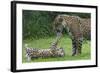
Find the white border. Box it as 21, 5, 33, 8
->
16, 4, 96, 70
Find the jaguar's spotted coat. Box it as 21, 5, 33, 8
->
53, 14, 90, 56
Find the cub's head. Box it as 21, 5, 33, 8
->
52, 47, 65, 57
56, 47, 65, 57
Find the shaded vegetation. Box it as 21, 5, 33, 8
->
23, 10, 90, 39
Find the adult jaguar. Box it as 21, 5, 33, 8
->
53, 14, 91, 56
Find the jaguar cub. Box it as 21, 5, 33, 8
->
25, 42, 65, 61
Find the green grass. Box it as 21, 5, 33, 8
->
22, 36, 91, 63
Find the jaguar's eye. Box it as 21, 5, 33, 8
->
56, 29, 61, 33
58, 18, 63, 22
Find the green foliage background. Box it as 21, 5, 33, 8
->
23, 10, 90, 39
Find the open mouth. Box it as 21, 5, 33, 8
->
56, 30, 62, 38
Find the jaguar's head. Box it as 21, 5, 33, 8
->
53, 15, 64, 37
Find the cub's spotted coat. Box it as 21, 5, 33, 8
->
25, 38, 65, 61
